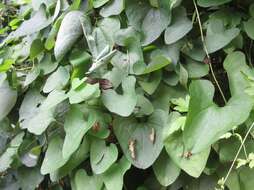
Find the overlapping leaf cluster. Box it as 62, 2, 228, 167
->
1, 0, 254, 189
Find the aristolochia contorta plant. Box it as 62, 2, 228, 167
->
0, 0, 254, 189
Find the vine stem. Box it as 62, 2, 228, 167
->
223, 121, 254, 184
192, 0, 227, 104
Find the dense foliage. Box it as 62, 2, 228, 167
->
1, 0, 254, 189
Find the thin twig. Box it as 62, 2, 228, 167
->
223, 121, 254, 184
193, 0, 227, 104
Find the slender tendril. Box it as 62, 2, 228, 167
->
223, 121, 254, 184
193, 0, 227, 104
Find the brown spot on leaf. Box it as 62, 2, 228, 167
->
86, 78, 113, 90
149, 128, 156, 144
184, 151, 193, 159
203, 56, 210, 65
92, 122, 100, 133
128, 139, 136, 160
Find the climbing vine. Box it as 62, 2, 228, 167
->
1, 0, 254, 189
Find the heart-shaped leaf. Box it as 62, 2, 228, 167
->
102, 76, 137, 117
68, 78, 101, 104
135, 94, 154, 117
100, 0, 125, 17
244, 18, 254, 40
6, 6, 53, 40
0, 133, 24, 172
164, 131, 210, 178
50, 136, 90, 181
141, 8, 170, 46
102, 156, 131, 190
19, 90, 55, 135
164, 7, 192, 45
90, 139, 118, 174
205, 19, 239, 53
138, 71, 162, 95
113, 109, 167, 169
74, 169, 103, 190
183, 52, 254, 153
41, 135, 69, 175
143, 55, 172, 74
153, 150, 181, 186
40, 90, 68, 111
17, 166, 44, 190
125, 0, 150, 31
43, 66, 70, 93
62, 105, 95, 159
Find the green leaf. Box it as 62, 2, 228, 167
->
54, 11, 84, 60
90, 139, 118, 174
171, 95, 189, 113
24, 67, 41, 86
100, 0, 125, 17
102, 156, 131, 190
43, 66, 70, 93
183, 52, 253, 153
69, 49, 91, 78
135, 94, 154, 117
68, 78, 100, 104
205, 19, 240, 53
40, 90, 68, 110
179, 64, 188, 88
38, 54, 59, 75
0, 80, 17, 121
153, 150, 181, 187
41, 135, 69, 175
32, 0, 57, 10
218, 136, 248, 163
30, 39, 44, 59
244, 18, 254, 40
97, 17, 121, 48
239, 166, 254, 190
0, 59, 15, 72
141, 8, 170, 46
87, 108, 112, 139
6, 6, 52, 40
164, 7, 192, 45
17, 166, 44, 190
164, 131, 210, 178
62, 105, 95, 159
0, 133, 24, 172
185, 58, 209, 78
143, 55, 172, 74
124, 36, 144, 74
149, 0, 159, 7
93, 0, 110, 8
74, 169, 103, 190
19, 90, 55, 135
113, 109, 167, 169
152, 84, 186, 112
125, 0, 150, 31
250, 3, 254, 18
197, 0, 232, 7
45, 17, 62, 51
181, 39, 205, 62
50, 136, 90, 181
102, 76, 137, 117
138, 71, 162, 95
